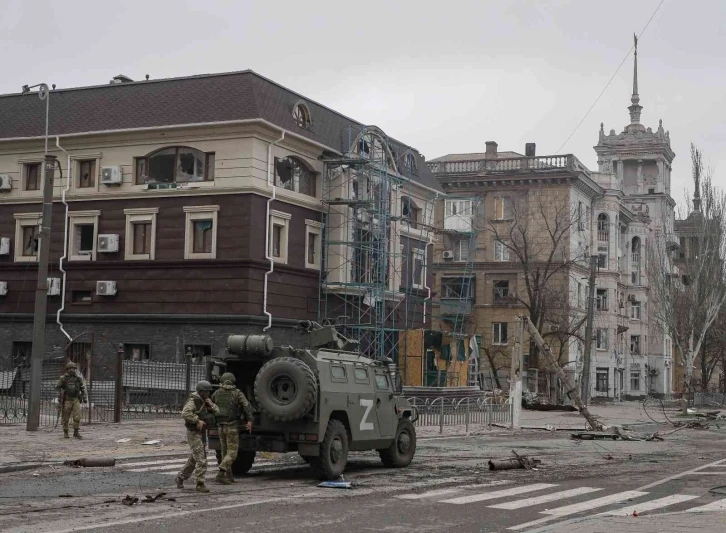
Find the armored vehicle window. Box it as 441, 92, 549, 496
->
354, 368, 369, 382
330, 365, 347, 382
375, 374, 389, 390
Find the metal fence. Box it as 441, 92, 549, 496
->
408, 396, 512, 433
693, 392, 726, 408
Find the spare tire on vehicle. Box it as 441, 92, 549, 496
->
254, 357, 317, 422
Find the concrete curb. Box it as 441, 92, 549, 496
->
0, 462, 48, 474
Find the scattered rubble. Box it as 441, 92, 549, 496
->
489, 450, 541, 471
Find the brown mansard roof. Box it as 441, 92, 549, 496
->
0, 70, 442, 192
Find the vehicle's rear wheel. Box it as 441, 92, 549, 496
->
254, 357, 318, 422
231, 451, 256, 476
379, 419, 416, 468
309, 419, 348, 480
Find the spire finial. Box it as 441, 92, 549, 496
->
627, 32, 643, 128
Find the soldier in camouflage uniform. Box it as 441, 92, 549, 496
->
56, 362, 86, 439
212, 372, 253, 484
176, 380, 219, 492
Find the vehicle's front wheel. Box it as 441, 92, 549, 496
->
309, 419, 349, 480
231, 451, 256, 476
379, 418, 416, 468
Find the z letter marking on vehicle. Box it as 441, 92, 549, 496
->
360, 398, 374, 430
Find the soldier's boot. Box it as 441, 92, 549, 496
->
175, 476, 184, 489
73, 429, 83, 439
63, 430, 69, 439
228, 469, 235, 483
215, 469, 232, 485
196, 482, 210, 493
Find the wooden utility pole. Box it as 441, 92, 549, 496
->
580, 255, 598, 406
26, 154, 57, 431
510, 319, 524, 429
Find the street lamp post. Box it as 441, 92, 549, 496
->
24, 83, 57, 432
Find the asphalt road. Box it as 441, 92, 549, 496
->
1, 430, 725, 533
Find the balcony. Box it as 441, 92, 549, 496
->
439, 298, 474, 316
665, 233, 680, 251
597, 231, 610, 242
428, 154, 590, 178
631, 252, 640, 264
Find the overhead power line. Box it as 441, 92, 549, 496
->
557, 0, 666, 153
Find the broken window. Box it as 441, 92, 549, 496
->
185, 344, 211, 363
493, 197, 513, 220
135, 147, 214, 184
292, 103, 312, 129
401, 197, 419, 228
630, 335, 641, 355
274, 156, 315, 197
22, 225, 39, 257
11, 341, 32, 367
192, 219, 213, 254
75, 224, 95, 255
441, 277, 474, 299
25, 163, 40, 191
493, 280, 510, 301
78, 160, 96, 188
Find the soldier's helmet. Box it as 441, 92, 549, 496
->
220, 372, 236, 384
195, 380, 213, 393
64, 362, 77, 370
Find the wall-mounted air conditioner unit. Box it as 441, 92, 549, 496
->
98, 234, 119, 253
442, 250, 454, 260
47, 278, 61, 296
0, 237, 9, 255
0, 174, 11, 192
96, 280, 117, 296
100, 166, 122, 185
0, 282, 7, 296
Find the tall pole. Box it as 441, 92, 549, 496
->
510, 318, 524, 429
26, 153, 57, 431
581, 255, 598, 406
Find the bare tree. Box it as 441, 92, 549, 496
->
648, 144, 726, 410
487, 193, 586, 369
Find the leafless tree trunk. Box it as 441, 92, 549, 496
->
648, 144, 726, 412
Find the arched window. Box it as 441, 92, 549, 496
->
632, 237, 641, 263
135, 146, 214, 185
597, 213, 609, 242
274, 156, 316, 197
292, 102, 312, 129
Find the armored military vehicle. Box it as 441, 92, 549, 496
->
206, 321, 418, 480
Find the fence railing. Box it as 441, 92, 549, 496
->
408, 396, 512, 433
693, 392, 726, 408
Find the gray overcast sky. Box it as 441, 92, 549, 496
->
2, 0, 723, 202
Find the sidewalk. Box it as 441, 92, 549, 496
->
545, 510, 726, 532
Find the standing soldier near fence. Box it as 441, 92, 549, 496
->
56, 362, 86, 439
176, 380, 218, 492
212, 372, 253, 484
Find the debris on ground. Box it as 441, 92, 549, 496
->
318, 480, 353, 489
489, 450, 542, 471
58, 494, 74, 498
115, 438, 131, 443
571, 431, 620, 441
141, 440, 162, 445
63, 458, 116, 468
121, 495, 139, 506
141, 492, 167, 503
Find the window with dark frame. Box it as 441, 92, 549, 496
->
184, 344, 212, 363
630, 335, 641, 354
630, 370, 641, 391
596, 289, 608, 311
135, 148, 215, 184
375, 374, 389, 390
25, 163, 40, 191
493, 322, 508, 345
132, 221, 152, 255
78, 160, 96, 188
192, 219, 213, 254
354, 368, 369, 381
596, 368, 609, 392
307, 231, 318, 266
441, 277, 474, 299
292, 103, 312, 129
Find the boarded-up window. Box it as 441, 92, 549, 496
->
132, 221, 152, 255
78, 160, 95, 188
25, 163, 40, 191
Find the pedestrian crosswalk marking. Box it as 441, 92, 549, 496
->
397, 488, 462, 500
598, 494, 699, 516
685, 497, 726, 512
488, 487, 603, 510
127, 462, 189, 472
441, 483, 558, 505
539, 490, 648, 516
120, 456, 216, 468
